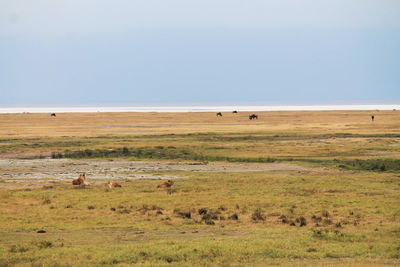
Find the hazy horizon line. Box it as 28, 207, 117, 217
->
1, 103, 399, 114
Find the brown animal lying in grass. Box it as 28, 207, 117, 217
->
72, 173, 88, 185
156, 179, 174, 188
108, 181, 122, 188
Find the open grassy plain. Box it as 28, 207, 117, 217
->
0, 110, 399, 266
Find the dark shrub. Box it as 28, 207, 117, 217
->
37, 241, 53, 249
174, 209, 191, 219
228, 213, 239, 220
280, 215, 289, 224
198, 208, 208, 215
311, 215, 322, 222
251, 208, 266, 222
298, 216, 307, 227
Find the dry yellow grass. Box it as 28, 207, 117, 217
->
0, 110, 399, 138
1, 110, 399, 266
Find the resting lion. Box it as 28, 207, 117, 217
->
72, 173, 88, 185
156, 180, 174, 188
108, 181, 122, 188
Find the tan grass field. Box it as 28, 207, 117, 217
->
0, 110, 399, 138
0, 110, 399, 266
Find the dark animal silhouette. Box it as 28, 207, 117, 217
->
216, 112, 222, 117
156, 180, 174, 188
72, 173, 88, 185
232, 110, 238, 114
249, 114, 258, 120
51, 113, 56, 117
371, 115, 375, 121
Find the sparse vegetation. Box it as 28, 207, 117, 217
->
1, 110, 400, 265
251, 208, 266, 222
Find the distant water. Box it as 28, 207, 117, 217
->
0, 104, 399, 114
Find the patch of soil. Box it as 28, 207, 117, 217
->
0, 159, 310, 187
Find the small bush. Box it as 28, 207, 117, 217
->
205, 220, 215, 225
198, 208, 208, 215
280, 215, 289, 224
87, 205, 95, 210
9, 245, 29, 253
37, 241, 53, 249
228, 213, 239, 220
251, 208, 266, 222
42, 197, 51, 205
174, 209, 191, 219
311, 215, 322, 222
298, 216, 307, 227
118, 208, 130, 214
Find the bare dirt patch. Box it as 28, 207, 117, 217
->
0, 159, 309, 187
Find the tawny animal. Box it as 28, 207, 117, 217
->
156, 180, 174, 188
72, 173, 87, 185
108, 181, 122, 188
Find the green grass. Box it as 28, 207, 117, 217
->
0, 170, 399, 265
3, 132, 400, 160
1, 129, 400, 265
53, 146, 277, 163
337, 158, 400, 171
50, 146, 400, 172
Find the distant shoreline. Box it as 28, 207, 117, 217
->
0, 104, 399, 114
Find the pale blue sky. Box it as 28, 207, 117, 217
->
1, 0, 399, 105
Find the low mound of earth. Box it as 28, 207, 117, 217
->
0, 159, 309, 187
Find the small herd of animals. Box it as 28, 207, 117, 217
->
216, 111, 258, 120
72, 173, 174, 189
216, 112, 377, 121
50, 112, 377, 121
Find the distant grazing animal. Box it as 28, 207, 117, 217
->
156, 179, 174, 188
51, 113, 56, 117
371, 115, 375, 121
249, 114, 258, 120
108, 181, 122, 188
72, 173, 88, 185
232, 110, 238, 114
216, 112, 222, 117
